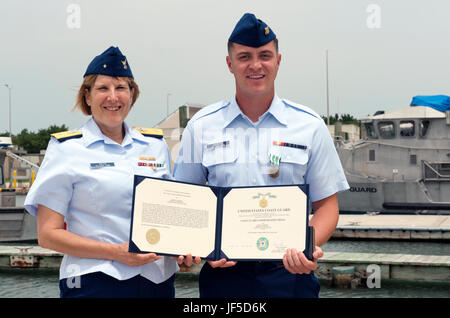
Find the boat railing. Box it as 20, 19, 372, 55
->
5, 151, 39, 170
422, 161, 450, 181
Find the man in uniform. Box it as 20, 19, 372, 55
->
173, 13, 349, 297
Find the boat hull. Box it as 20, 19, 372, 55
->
0, 207, 38, 242
338, 180, 450, 215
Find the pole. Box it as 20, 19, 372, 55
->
4, 84, 11, 137
166, 93, 171, 117
326, 50, 330, 125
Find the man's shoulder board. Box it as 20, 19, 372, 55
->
51, 130, 83, 142
134, 127, 163, 139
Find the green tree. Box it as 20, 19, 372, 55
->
340, 113, 359, 125
321, 114, 338, 125
12, 124, 69, 153
321, 113, 360, 125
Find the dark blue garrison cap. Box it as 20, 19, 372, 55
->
228, 13, 276, 48
83, 46, 134, 78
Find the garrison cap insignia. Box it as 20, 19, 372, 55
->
134, 127, 164, 139
83, 46, 134, 78
228, 13, 276, 48
51, 130, 82, 142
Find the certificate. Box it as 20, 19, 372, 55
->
129, 176, 314, 261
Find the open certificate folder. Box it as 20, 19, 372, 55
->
129, 176, 315, 261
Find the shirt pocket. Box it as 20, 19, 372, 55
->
203, 139, 238, 167
202, 139, 239, 184
279, 147, 309, 184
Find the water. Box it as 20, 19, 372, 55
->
1, 240, 449, 298
0, 268, 449, 298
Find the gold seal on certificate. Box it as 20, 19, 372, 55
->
259, 197, 268, 208
146, 229, 160, 245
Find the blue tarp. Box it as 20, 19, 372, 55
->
410, 95, 450, 112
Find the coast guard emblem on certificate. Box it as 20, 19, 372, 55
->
146, 229, 160, 245
257, 237, 269, 251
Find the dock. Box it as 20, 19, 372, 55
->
317, 251, 450, 285
334, 214, 450, 240
1, 245, 449, 284
0, 245, 62, 269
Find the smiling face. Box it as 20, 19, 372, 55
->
85, 75, 134, 136
226, 40, 281, 100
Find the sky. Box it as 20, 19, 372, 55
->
1, 0, 450, 134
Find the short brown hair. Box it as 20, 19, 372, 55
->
227, 38, 279, 56
74, 74, 140, 115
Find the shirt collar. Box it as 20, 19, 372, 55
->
267, 94, 288, 126
82, 117, 148, 147
222, 99, 242, 128
223, 94, 288, 128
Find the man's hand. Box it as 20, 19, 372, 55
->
282, 246, 323, 275
176, 254, 202, 267
207, 259, 237, 268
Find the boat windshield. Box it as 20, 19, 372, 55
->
364, 123, 377, 138
399, 120, 415, 137
420, 120, 430, 137
378, 121, 395, 138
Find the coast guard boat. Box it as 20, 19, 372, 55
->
336, 95, 450, 215
0, 149, 38, 242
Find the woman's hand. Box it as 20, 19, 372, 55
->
282, 246, 323, 275
114, 242, 162, 267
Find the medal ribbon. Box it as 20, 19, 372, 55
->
269, 154, 281, 166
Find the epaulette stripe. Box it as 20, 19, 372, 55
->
51, 130, 83, 142
134, 127, 164, 139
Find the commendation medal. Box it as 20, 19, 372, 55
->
268, 153, 281, 178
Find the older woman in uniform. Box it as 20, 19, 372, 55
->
24, 46, 178, 297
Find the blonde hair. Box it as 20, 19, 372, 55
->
74, 74, 140, 115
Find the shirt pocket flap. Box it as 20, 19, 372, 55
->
203, 140, 238, 167
280, 147, 309, 165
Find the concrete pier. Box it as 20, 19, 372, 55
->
316, 251, 450, 284
0, 245, 62, 269
1, 245, 449, 284
334, 214, 450, 240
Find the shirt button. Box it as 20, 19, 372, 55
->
252, 178, 257, 184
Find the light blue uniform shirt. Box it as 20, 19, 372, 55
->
25, 118, 178, 283
173, 95, 349, 202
